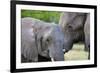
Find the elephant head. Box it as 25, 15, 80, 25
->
21, 17, 64, 62
41, 25, 64, 61
59, 12, 87, 52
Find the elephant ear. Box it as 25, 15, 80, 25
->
21, 17, 39, 62
84, 14, 90, 51
21, 40, 38, 62
37, 26, 52, 58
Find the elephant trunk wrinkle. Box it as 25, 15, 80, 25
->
34, 32, 39, 60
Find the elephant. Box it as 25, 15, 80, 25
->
84, 14, 90, 57
59, 12, 90, 59
21, 17, 64, 63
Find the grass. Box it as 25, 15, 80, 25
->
64, 44, 89, 61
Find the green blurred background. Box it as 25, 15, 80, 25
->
21, 10, 61, 24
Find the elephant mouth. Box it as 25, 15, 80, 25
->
63, 48, 70, 54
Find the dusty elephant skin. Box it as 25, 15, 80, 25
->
84, 14, 90, 59
59, 12, 90, 59
21, 17, 64, 63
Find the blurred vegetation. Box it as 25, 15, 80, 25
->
64, 44, 88, 60
21, 10, 61, 24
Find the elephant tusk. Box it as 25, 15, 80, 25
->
51, 58, 54, 62
63, 49, 65, 52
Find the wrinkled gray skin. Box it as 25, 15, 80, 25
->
21, 17, 64, 62
84, 14, 90, 56
59, 12, 90, 58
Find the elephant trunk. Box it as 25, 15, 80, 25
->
49, 41, 64, 61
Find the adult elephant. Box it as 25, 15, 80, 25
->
59, 12, 90, 59
21, 17, 64, 63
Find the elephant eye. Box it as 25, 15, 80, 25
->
67, 24, 73, 31
46, 39, 50, 42
68, 25, 72, 29
46, 37, 52, 44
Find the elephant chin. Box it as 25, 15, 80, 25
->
65, 49, 70, 53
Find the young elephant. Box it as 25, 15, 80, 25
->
59, 12, 90, 58
21, 17, 64, 62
